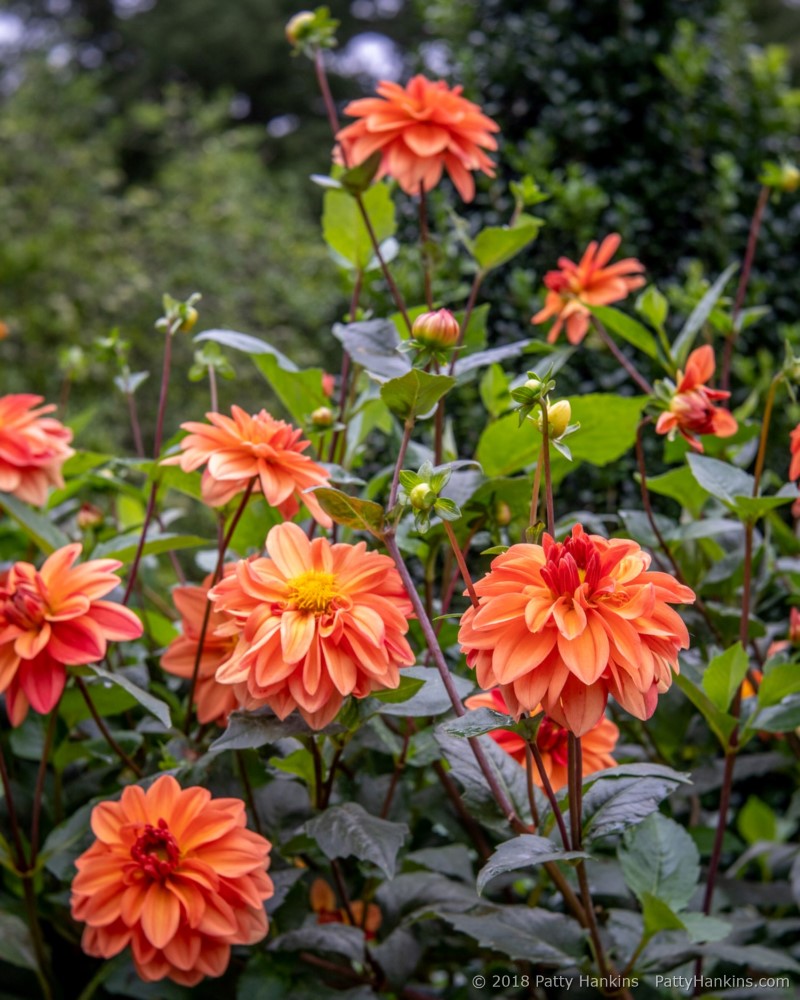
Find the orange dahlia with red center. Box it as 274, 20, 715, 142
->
458, 524, 695, 736
336, 75, 500, 202
531, 234, 645, 345
655, 345, 738, 452
208, 522, 415, 729
0, 543, 143, 725
310, 878, 382, 940
71, 775, 273, 986
0, 394, 74, 506
465, 688, 618, 790
164, 405, 331, 526
161, 571, 240, 726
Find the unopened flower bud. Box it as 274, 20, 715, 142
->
790, 607, 800, 645
321, 372, 335, 398
77, 503, 103, 529
781, 163, 800, 194
537, 399, 571, 439
412, 309, 460, 350
179, 306, 198, 333
409, 483, 434, 510
311, 406, 335, 428
524, 376, 542, 392
0, 321, 9, 341
285, 10, 315, 45
495, 501, 512, 526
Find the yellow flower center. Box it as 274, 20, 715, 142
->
287, 571, 339, 614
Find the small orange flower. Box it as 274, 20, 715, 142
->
0, 394, 74, 506
161, 571, 240, 726
336, 75, 499, 202
209, 522, 415, 729
0, 544, 143, 726
310, 879, 382, 940
458, 524, 695, 736
531, 234, 645, 345
465, 688, 618, 791
789, 424, 800, 482
164, 405, 331, 526
71, 775, 273, 986
655, 346, 738, 452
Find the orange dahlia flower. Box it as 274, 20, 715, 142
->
161, 571, 240, 726
0, 394, 74, 506
655, 346, 737, 452
164, 405, 331, 526
0, 543, 143, 726
208, 522, 415, 729
531, 234, 645, 345
465, 688, 618, 791
71, 774, 273, 986
336, 75, 499, 202
310, 878, 382, 940
458, 524, 695, 736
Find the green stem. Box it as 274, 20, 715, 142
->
76, 677, 142, 777
29, 710, 58, 868
539, 398, 556, 536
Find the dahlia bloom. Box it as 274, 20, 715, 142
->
0, 394, 74, 506
310, 878, 382, 940
531, 234, 645, 345
208, 522, 415, 729
71, 775, 273, 986
336, 75, 499, 202
0, 543, 143, 726
655, 346, 737, 452
163, 406, 331, 526
458, 524, 695, 736
161, 571, 240, 726
465, 688, 618, 791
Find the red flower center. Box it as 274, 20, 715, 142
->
540, 534, 601, 597
131, 818, 180, 878
538, 717, 569, 766
3, 583, 47, 630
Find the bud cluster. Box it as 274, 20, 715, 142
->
398, 461, 462, 532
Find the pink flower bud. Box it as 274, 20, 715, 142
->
412, 309, 460, 349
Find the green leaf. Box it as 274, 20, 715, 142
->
375, 666, 474, 717
454, 340, 534, 377
751, 693, 800, 733
619, 812, 699, 910
758, 662, 800, 707
270, 924, 366, 963
91, 531, 207, 564
579, 764, 692, 842
371, 674, 426, 705
86, 666, 171, 729
673, 262, 738, 365
477, 835, 590, 895
322, 182, 396, 271
702, 642, 749, 712
441, 907, 584, 966
0, 912, 38, 970
640, 892, 688, 938
673, 672, 738, 749
339, 150, 383, 194
678, 912, 732, 943
441, 708, 514, 739
737, 796, 778, 845
0, 493, 71, 553
305, 802, 408, 878
472, 220, 541, 272
639, 466, 710, 517
380, 369, 456, 420
434, 497, 461, 521
210, 710, 313, 751
311, 487, 384, 538
591, 305, 659, 360
686, 453, 754, 506
636, 285, 669, 330
332, 319, 410, 381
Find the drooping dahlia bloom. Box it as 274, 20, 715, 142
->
336, 75, 499, 202
163, 405, 331, 526
310, 878, 382, 940
208, 522, 415, 729
0, 543, 143, 726
458, 524, 695, 736
655, 346, 738, 452
464, 688, 618, 791
161, 571, 240, 726
71, 774, 273, 986
531, 234, 646, 345
0, 394, 74, 506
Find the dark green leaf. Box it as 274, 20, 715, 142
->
376, 666, 474, 717
477, 835, 589, 894
371, 674, 426, 705
441, 906, 584, 965
311, 488, 384, 538
619, 812, 699, 910
674, 672, 738, 749
91, 531, 206, 564
339, 151, 383, 194
0, 493, 71, 553
210, 710, 313, 751
270, 923, 366, 963
332, 320, 410, 381
758, 662, 800, 707
686, 453, 754, 506
441, 708, 514, 739
380, 370, 456, 420
305, 803, 408, 879
702, 642, 750, 712
87, 666, 171, 729
580, 764, 691, 842
673, 262, 738, 365
455, 340, 534, 377
0, 912, 38, 970
592, 305, 659, 360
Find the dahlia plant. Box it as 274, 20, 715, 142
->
0, 8, 799, 1000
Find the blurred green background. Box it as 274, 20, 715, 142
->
1, 0, 799, 452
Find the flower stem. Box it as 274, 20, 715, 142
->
75, 676, 142, 777
380, 723, 411, 819
184, 477, 256, 735
721, 184, 770, 395
236, 750, 263, 836
442, 520, 478, 606
529, 453, 543, 531
528, 737, 571, 850
208, 365, 218, 413
29, 710, 58, 868
592, 318, 653, 396
539, 399, 556, 536
388, 417, 414, 511
0, 735, 28, 869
